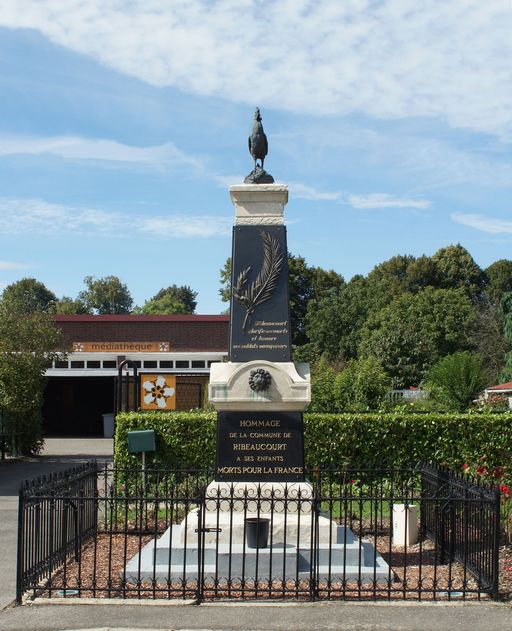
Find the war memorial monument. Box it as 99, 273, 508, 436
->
125, 110, 388, 584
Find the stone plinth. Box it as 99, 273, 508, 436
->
209, 361, 310, 411
230, 184, 288, 225
180, 506, 336, 546
124, 524, 390, 584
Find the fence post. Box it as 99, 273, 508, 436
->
196, 489, 205, 603
492, 487, 501, 600
15, 488, 25, 605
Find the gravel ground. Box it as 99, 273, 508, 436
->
36, 528, 512, 603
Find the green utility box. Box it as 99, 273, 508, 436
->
127, 429, 156, 453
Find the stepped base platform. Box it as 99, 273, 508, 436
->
124, 524, 391, 585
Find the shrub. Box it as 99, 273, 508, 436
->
308, 357, 338, 412
333, 357, 391, 411
424, 351, 489, 412
115, 410, 512, 482
114, 411, 216, 469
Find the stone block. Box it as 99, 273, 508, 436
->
209, 361, 310, 411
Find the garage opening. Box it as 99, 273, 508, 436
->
43, 377, 115, 436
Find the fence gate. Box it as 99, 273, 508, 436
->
195, 482, 319, 601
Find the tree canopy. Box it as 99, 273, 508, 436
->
485, 260, 512, 305
431, 244, 486, 298
147, 285, 197, 314
301, 244, 510, 391
0, 300, 62, 453
78, 276, 133, 314
136, 294, 191, 315
55, 296, 91, 315
1, 278, 57, 314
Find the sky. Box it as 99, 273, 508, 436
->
0, 0, 511, 313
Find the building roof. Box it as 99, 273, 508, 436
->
54, 314, 228, 322
53, 314, 229, 353
486, 382, 512, 392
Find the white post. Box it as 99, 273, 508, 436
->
392, 504, 418, 546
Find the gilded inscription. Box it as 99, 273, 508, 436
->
216, 411, 305, 481
232, 320, 289, 352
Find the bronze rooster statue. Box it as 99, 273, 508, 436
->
245, 108, 274, 184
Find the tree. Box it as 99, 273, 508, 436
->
149, 285, 197, 314
405, 255, 439, 292
468, 302, 510, 380
333, 357, 391, 411
0, 301, 62, 453
135, 294, 190, 315
500, 354, 512, 383
78, 276, 133, 314
1, 278, 57, 314
359, 287, 476, 387
308, 356, 338, 412
503, 291, 512, 339
484, 259, 512, 305
500, 291, 512, 382
219, 257, 232, 304
288, 254, 344, 346
54, 296, 91, 315
306, 275, 371, 361
431, 244, 486, 298
367, 254, 414, 289
424, 352, 489, 412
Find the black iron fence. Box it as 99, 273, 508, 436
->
17, 462, 98, 602
16, 464, 502, 603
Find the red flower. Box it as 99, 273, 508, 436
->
476, 466, 488, 476
493, 466, 505, 479
462, 463, 469, 471
500, 484, 510, 498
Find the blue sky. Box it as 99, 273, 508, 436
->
0, 1, 511, 313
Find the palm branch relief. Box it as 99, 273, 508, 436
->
233, 230, 284, 331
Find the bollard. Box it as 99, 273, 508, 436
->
392, 504, 418, 546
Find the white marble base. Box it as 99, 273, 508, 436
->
209, 361, 310, 411
180, 507, 336, 546
124, 524, 391, 585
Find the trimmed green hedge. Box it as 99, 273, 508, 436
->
114, 411, 512, 476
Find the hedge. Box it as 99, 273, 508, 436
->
114, 411, 512, 478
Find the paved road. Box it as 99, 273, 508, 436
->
0, 439, 113, 610
1, 439, 512, 630
0, 601, 512, 631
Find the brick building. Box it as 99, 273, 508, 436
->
44, 315, 229, 435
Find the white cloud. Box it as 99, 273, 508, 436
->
452, 213, 512, 234
1, 1, 511, 138
0, 198, 117, 234
0, 198, 230, 239
0, 260, 29, 270
0, 135, 199, 168
347, 194, 431, 210
289, 182, 341, 201
141, 216, 231, 239
213, 175, 245, 188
